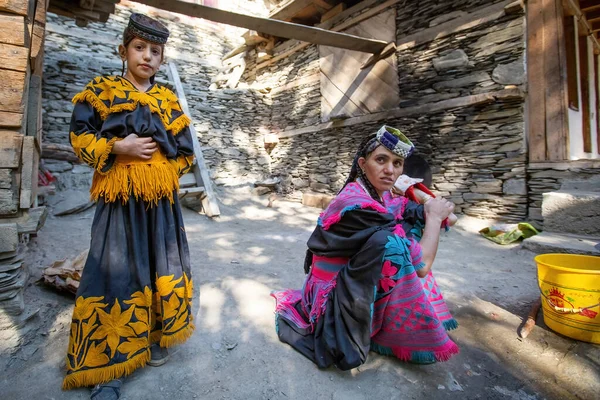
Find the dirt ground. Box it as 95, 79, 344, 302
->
0, 185, 598, 400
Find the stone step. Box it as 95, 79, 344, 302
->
542, 190, 600, 235
522, 231, 600, 256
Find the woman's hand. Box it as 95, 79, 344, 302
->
112, 134, 157, 160
424, 197, 455, 223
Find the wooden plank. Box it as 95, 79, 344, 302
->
0, 69, 27, 114
26, 74, 41, 142
320, 2, 345, 23
580, 36, 592, 153
0, 14, 27, 47
256, 0, 397, 70
0, 43, 28, 72
563, 0, 600, 53
596, 55, 600, 154
29, 22, 44, 74
133, 0, 387, 54
278, 89, 522, 139
527, 0, 547, 162
0, 0, 28, 15
320, 8, 398, 121
0, 130, 23, 168
544, 0, 568, 160
19, 136, 37, 208
34, 0, 46, 25
269, 0, 314, 20
0, 111, 22, 128
166, 62, 220, 217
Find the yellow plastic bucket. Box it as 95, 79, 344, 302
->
535, 254, 600, 344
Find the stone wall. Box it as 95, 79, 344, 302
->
42, 2, 272, 189
527, 161, 600, 228
268, 0, 527, 221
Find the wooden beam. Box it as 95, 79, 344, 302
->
0, 14, 27, 47
0, 44, 28, 73
133, 0, 387, 53
0, 0, 29, 15
269, 0, 314, 20
544, 0, 569, 160
0, 69, 27, 114
528, 0, 546, 161
0, 111, 22, 128
580, 36, 592, 152
580, 0, 600, 12
563, 0, 600, 52
585, 8, 600, 21
0, 130, 23, 168
278, 89, 523, 139
256, 0, 400, 70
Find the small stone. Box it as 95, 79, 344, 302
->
503, 178, 527, 195
437, 385, 446, 390
492, 57, 525, 85
211, 342, 222, 350
432, 49, 470, 72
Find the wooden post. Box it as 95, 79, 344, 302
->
543, 0, 569, 160
580, 36, 592, 153
166, 62, 221, 218
527, 0, 547, 161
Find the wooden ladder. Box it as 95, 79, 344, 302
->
165, 62, 220, 218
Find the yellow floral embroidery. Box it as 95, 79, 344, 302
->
70, 132, 118, 172
64, 273, 194, 390
90, 301, 136, 357
72, 76, 191, 135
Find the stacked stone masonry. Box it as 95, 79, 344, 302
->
267, 0, 527, 221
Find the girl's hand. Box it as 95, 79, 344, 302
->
424, 197, 455, 223
113, 134, 157, 160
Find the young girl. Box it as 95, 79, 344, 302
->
63, 13, 195, 399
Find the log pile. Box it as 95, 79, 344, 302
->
0, 0, 49, 316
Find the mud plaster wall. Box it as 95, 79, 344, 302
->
267, 0, 527, 221
42, 2, 272, 189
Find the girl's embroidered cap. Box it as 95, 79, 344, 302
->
127, 13, 170, 44
375, 125, 414, 159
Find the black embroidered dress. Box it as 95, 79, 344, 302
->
63, 76, 195, 389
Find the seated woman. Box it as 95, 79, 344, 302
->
271, 125, 459, 370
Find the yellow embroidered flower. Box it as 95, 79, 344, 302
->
72, 296, 107, 321
153, 86, 181, 119
174, 273, 193, 302
117, 337, 148, 360
95, 80, 127, 105
83, 341, 110, 368
156, 274, 183, 298
90, 300, 136, 357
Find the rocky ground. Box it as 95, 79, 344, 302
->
0, 185, 598, 400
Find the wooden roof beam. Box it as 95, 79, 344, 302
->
132, 0, 388, 53
580, 0, 600, 12
564, 0, 600, 53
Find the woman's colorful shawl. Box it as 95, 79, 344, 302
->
70, 75, 195, 204
272, 182, 458, 369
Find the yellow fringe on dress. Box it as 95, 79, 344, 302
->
62, 349, 150, 390
168, 114, 192, 136
90, 151, 180, 205
72, 88, 191, 135
160, 322, 196, 348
